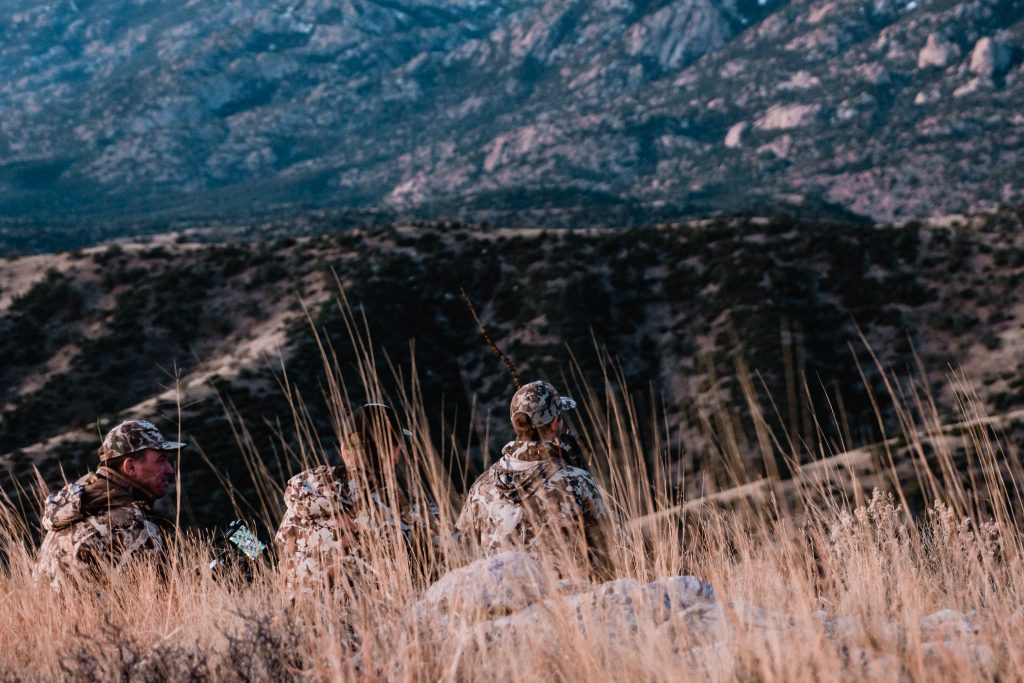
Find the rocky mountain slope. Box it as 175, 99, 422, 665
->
1, 0, 1020, 252
2, 210, 1022, 528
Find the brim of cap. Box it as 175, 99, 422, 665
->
558, 397, 577, 412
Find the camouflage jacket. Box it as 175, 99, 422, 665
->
275, 465, 440, 597
456, 441, 615, 580
35, 466, 167, 592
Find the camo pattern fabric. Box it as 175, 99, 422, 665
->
99, 419, 184, 462
456, 440, 615, 580
510, 381, 576, 427
276, 464, 441, 598
34, 467, 166, 592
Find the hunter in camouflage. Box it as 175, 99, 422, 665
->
276, 404, 440, 599
457, 381, 615, 581
35, 419, 183, 592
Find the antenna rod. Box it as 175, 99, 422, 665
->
460, 288, 521, 390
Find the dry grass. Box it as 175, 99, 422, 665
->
1, 299, 1022, 682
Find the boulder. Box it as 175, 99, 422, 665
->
969, 37, 1011, 76
917, 33, 961, 69
725, 121, 748, 148
921, 609, 978, 639
954, 77, 984, 98
418, 552, 553, 622
755, 104, 821, 130
922, 640, 995, 674
757, 134, 793, 159
778, 70, 821, 91
471, 574, 719, 645
417, 554, 719, 652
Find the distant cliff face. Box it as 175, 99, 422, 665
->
2, 210, 1023, 526
1, 0, 1019, 242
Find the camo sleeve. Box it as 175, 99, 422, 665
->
551, 467, 616, 581
275, 465, 355, 592
455, 476, 497, 550
35, 507, 165, 592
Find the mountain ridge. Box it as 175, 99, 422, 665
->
2, 210, 1023, 525
3, 0, 1019, 245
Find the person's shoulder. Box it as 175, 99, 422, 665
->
282, 465, 353, 518
41, 481, 87, 532
285, 465, 347, 495
466, 464, 501, 494
544, 463, 600, 494
550, 462, 597, 481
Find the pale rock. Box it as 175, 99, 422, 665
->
756, 14, 787, 40
835, 105, 858, 121
818, 614, 900, 647
757, 134, 793, 159
918, 33, 961, 69
785, 27, 839, 53
725, 121, 748, 148
885, 40, 912, 63
914, 88, 941, 105
969, 37, 1011, 76
440, 568, 718, 650
921, 609, 978, 638
847, 648, 904, 679
807, 2, 837, 24
755, 104, 821, 130
725, 600, 794, 630
655, 601, 727, 647
778, 70, 821, 90
871, 0, 902, 17
684, 642, 734, 678
835, 92, 874, 121
719, 59, 747, 78
954, 77, 983, 98
418, 551, 552, 622
853, 62, 890, 85
922, 640, 995, 674
625, 1, 732, 71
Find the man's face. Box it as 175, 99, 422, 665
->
123, 448, 175, 498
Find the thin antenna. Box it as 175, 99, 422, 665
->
460, 288, 521, 389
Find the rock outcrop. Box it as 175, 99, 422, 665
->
969, 37, 1012, 76
724, 121, 748, 148
414, 553, 721, 644
755, 104, 821, 131
414, 553, 1002, 678
918, 33, 962, 69
1, 0, 1022, 227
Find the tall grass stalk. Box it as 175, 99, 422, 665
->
0, 297, 1021, 681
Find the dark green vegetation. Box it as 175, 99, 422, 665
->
2, 210, 1023, 532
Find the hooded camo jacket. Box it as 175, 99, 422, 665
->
34, 466, 167, 592
456, 441, 614, 580
275, 464, 440, 598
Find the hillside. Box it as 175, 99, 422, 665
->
1, 0, 1022, 251
1, 210, 1022, 528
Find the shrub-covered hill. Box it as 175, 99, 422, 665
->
1, 210, 1023, 530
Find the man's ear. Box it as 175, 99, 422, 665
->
120, 456, 137, 478
548, 415, 562, 437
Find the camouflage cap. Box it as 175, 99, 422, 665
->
98, 420, 186, 462
510, 381, 577, 428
